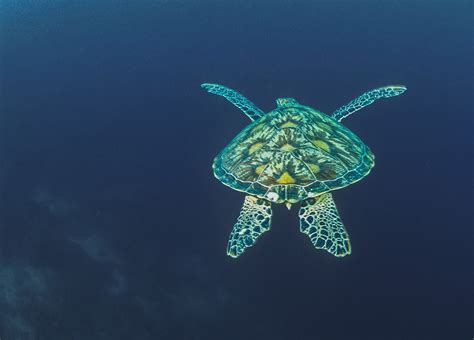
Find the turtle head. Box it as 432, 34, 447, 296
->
276, 97, 299, 108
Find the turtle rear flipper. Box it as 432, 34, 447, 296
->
201, 83, 265, 121
299, 193, 351, 257
331, 85, 407, 122
227, 195, 272, 258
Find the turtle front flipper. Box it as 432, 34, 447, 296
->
331, 85, 407, 122
201, 83, 265, 121
299, 193, 351, 257
227, 195, 272, 258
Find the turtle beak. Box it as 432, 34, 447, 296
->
285, 203, 292, 210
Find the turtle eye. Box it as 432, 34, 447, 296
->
266, 192, 279, 202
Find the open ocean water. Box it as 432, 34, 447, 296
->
0, 1, 472, 339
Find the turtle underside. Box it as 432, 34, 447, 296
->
213, 104, 374, 204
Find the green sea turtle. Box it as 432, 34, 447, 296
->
202, 83, 406, 258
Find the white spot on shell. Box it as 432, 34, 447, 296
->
266, 192, 279, 202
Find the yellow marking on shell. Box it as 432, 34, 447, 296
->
308, 163, 321, 173
280, 143, 296, 152
276, 172, 296, 184
280, 121, 298, 128
255, 164, 266, 174
249, 142, 264, 154
313, 140, 331, 152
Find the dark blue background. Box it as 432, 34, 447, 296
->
1, 1, 472, 339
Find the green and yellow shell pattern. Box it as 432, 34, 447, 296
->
202, 83, 406, 258
213, 99, 374, 205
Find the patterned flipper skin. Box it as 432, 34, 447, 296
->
332, 85, 406, 122
227, 195, 272, 258
299, 193, 351, 257
201, 83, 265, 121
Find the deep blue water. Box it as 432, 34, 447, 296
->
0, 1, 472, 339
